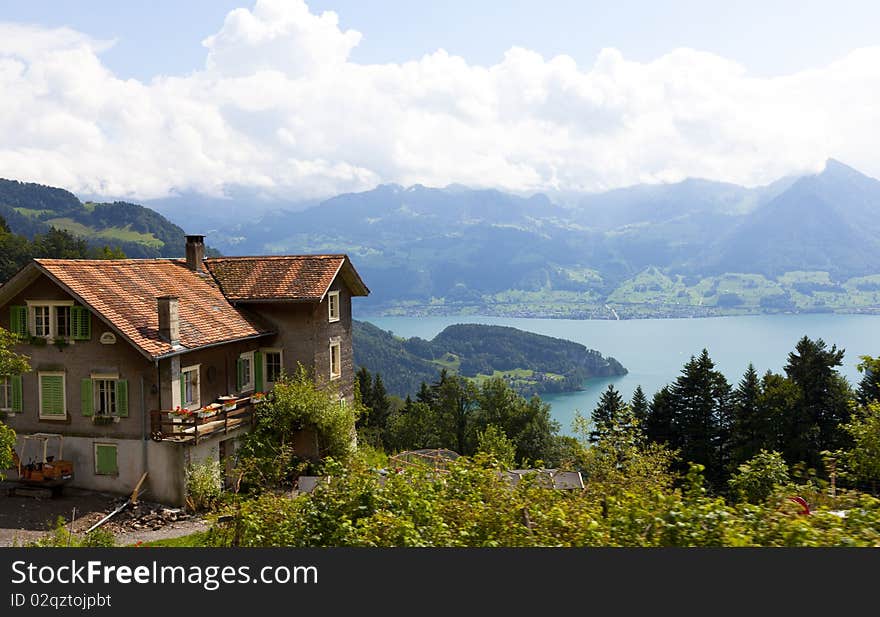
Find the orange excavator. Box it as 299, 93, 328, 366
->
10, 433, 74, 496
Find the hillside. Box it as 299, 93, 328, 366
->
198, 159, 880, 318
353, 320, 626, 398
0, 179, 189, 258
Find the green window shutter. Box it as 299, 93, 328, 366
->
11, 375, 23, 412
80, 379, 93, 416
40, 375, 65, 416
95, 444, 118, 475
236, 358, 243, 392
10, 306, 28, 337
116, 380, 128, 417
71, 306, 91, 340
180, 375, 186, 406
254, 351, 263, 392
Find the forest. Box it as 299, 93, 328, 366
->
353, 320, 625, 397
0, 215, 126, 281
194, 337, 880, 547
354, 335, 880, 498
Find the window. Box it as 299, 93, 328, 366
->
33, 306, 51, 337
330, 341, 341, 380
82, 375, 128, 418
181, 365, 200, 410
328, 291, 340, 322
25, 301, 78, 340
238, 352, 254, 392
263, 349, 283, 386
39, 372, 66, 419
96, 380, 117, 416
94, 443, 118, 475
0, 376, 10, 411
56, 305, 71, 338
1, 375, 22, 413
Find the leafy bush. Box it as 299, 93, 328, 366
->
186, 458, 222, 512
476, 424, 516, 468
236, 365, 361, 491
729, 450, 791, 504
207, 454, 880, 547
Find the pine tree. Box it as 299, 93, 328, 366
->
783, 336, 851, 469
355, 366, 374, 427
630, 385, 649, 428
590, 384, 628, 443
665, 349, 732, 490
856, 355, 880, 406
370, 373, 391, 432
729, 364, 766, 469
645, 386, 676, 447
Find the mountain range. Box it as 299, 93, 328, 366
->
202, 159, 880, 316
4, 159, 880, 318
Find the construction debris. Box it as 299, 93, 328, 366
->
82, 500, 191, 534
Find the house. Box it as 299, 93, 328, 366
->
0, 235, 369, 505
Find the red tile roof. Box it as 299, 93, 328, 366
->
204, 254, 368, 302
36, 259, 271, 358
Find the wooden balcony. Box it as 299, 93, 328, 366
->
150, 395, 258, 444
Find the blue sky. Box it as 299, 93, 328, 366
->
1, 0, 878, 201
4, 0, 878, 80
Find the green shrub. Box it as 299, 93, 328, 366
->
186, 458, 222, 512
729, 450, 791, 504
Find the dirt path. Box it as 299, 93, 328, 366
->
0, 484, 211, 547
114, 518, 211, 546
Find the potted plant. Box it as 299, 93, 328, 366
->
197, 404, 221, 419
250, 391, 267, 404
171, 406, 194, 421
93, 415, 115, 425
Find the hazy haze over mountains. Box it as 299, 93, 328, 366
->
5, 158, 879, 317
179, 159, 880, 313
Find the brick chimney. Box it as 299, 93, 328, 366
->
157, 296, 180, 345
185, 234, 205, 272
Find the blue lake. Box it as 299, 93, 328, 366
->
356, 313, 880, 435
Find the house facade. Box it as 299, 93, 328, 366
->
0, 235, 368, 505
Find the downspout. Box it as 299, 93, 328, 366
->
141, 374, 148, 476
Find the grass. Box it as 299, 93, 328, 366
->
13, 207, 55, 218
130, 530, 214, 547
431, 353, 461, 371
44, 217, 164, 248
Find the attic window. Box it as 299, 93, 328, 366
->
328, 291, 340, 322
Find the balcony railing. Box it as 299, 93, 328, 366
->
150, 395, 258, 444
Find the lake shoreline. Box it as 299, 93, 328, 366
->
360, 313, 880, 435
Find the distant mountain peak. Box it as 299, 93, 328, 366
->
818, 158, 865, 180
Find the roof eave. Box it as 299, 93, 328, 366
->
320, 256, 370, 301
229, 297, 320, 304
151, 331, 276, 361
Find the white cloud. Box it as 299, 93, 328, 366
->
0, 0, 878, 203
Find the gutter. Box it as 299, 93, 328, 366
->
151, 331, 275, 361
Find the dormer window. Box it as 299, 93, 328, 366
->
328, 291, 340, 322
56, 305, 71, 338
33, 305, 51, 337
26, 301, 75, 340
